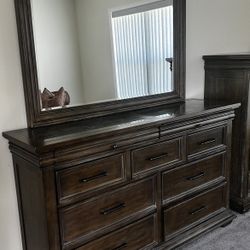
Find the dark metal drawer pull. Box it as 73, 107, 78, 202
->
148, 153, 168, 161
80, 171, 107, 183
195, 123, 203, 128
199, 138, 216, 146
100, 202, 125, 215
186, 172, 205, 181
112, 144, 119, 150
190, 205, 207, 215
112, 242, 127, 250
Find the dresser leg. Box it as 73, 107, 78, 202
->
220, 219, 234, 228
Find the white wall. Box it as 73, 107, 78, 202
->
186, 0, 250, 98
75, 0, 161, 103
0, 0, 26, 249
1, 0, 250, 249
32, 0, 84, 105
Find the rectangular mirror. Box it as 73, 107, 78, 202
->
14, 0, 185, 127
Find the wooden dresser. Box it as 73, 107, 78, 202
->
3, 99, 240, 250
204, 55, 250, 213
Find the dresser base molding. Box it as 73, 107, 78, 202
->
230, 197, 250, 214
158, 209, 236, 250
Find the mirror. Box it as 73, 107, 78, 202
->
14, 0, 185, 127
31, 0, 174, 110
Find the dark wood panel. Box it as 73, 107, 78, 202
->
12, 155, 50, 250
60, 177, 156, 248
158, 209, 236, 249
187, 126, 224, 157
204, 54, 250, 213
2, 100, 240, 154
56, 154, 126, 204
164, 186, 226, 237
54, 128, 159, 164
76, 214, 158, 250
132, 138, 184, 176
162, 154, 225, 201
2, 100, 239, 250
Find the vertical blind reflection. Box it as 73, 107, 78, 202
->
112, 5, 173, 99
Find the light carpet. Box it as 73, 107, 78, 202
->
177, 212, 250, 250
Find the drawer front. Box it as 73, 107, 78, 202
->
76, 215, 157, 250
162, 154, 224, 201
132, 138, 183, 176
187, 127, 224, 157
54, 128, 159, 164
56, 154, 126, 203
60, 177, 156, 246
164, 186, 226, 237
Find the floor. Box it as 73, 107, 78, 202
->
178, 212, 250, 250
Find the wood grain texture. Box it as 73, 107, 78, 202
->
204, 54, 250, 213
60, 177, 156, 248
75, 215, 158, 250
162, 153, 225, 201
164, 185, 226, 237
2, 100, 240, 154
187, 126, 224, 157
56, 154, 126, 205
131, 137, 184, 176
12, 155, 50, 250
2, 100, 240, 250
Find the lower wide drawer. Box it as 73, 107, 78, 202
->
60, 177, 156, 247
76, 214, 158, 250
162, 154, 225, 201
164, 185, 226, 237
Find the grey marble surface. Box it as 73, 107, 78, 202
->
177, 212, 250, 250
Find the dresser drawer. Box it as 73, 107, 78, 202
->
162, 154, 225, 201
132, 138, 183, 176
187, 126, 224, 157
76, 214, 158, 250
56, 154, 126, 204
60, 177, 156, 246
164, 186, 226, 237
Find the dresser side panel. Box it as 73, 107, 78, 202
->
12, 154, 50, 250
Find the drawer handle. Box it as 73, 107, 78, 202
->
190, 205, 207, 215
112, 242, 127, 250
186, 172, 205, 181
100, 202, 125, 215
199, 138, 216, 146
80, 171, 107, 183
195, 123, 203, 128
148, 153, 168, 161
112, 144, 119, 150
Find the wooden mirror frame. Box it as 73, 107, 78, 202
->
14, 0, 186, 128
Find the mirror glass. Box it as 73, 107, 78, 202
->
31, 0, 173, 110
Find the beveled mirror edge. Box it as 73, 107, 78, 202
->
14, 0, 186, 128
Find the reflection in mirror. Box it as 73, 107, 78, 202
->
31, 0, 173, 110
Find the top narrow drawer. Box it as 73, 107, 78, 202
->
187, 126, 225, 157
131, 138, 184, 176
56, 154, 126, 204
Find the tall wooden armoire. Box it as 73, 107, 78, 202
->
204, 54, 250, 213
